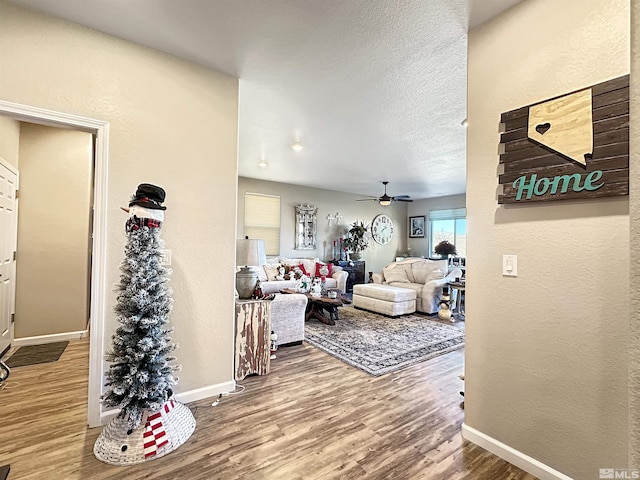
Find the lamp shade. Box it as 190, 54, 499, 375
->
236, 238, 266, 267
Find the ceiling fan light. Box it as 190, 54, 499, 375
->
258, 160, 268, 168
379, 199, 391, 206
291, 142, 304, 152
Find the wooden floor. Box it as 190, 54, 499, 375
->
0, 330, 537, 479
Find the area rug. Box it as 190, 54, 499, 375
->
304, 307, 464, 376
6, 341, 69, 368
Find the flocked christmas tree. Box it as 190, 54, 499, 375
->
94, 184, 195, 465
102, 217, 177, 428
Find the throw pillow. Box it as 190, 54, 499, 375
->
384, 268, 410, 284
315, 262, 333, 278
296, 263, 309, 276
263, 263, 282, 281
425, 268, 445, 282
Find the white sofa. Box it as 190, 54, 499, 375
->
257, 257, 348, 295
371, 258, 462, 314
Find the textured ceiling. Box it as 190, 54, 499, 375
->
8, 0, 523, 200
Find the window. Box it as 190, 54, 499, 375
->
244, 193, 281, 256
429, 208, 466, 257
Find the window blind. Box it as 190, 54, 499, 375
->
244, 193, 281, 255
429, 208, 467, 220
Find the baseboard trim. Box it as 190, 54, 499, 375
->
461, 423, 573, 480
97, 380, 236, 426
13, 330, 88, 347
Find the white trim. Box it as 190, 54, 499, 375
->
0, 99, 109, 429
13, 330, 87, 347
174, 381, 236, 404
98, 380, 237, 426
0, 156, 18, 175
461, 423, 573, 480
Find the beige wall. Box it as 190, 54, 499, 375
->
238, 177, 409, 275
0, 2, 239, 395
0, 116, 20, 168
630, 0, 639, 468
467, 0, 630, 478
15, 123, 92, 338
407, 194, 466, 257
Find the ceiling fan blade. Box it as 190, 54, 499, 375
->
394, 195, 411, 199
356, 198, 378, 202
394, 197, 413, 202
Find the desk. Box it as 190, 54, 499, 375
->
448, 281, 465, 321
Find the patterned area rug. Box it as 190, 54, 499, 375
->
304, 307, 465, 376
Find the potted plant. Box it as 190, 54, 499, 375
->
343, 221, 369, 260
434, 240, 456, 258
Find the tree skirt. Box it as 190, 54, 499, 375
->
304, 307, 464, 376
94, 399, 196, 465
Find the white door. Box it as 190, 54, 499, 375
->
0, 160, 18, 356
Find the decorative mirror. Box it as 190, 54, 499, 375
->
295, 204, 317, 250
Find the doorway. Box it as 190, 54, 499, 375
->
14, 123, 93, 341
0, 99, 108, 427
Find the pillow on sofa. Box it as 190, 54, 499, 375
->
412, 260, 447, 283
263, 263, 282, 281
280, 258, 317, 278
384, 268, 410, 284
425, 268, 445, 282
315, 262, 333, 278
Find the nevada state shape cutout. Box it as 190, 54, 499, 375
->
527, 88, 593, 166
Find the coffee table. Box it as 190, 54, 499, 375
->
280, 289, 350, 325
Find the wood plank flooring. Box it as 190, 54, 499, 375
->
0, 328, 538, 479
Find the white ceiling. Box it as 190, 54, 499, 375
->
8, 0, 523, 200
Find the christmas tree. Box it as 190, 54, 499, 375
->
94, 184, 195, 465
102, 220, 178, 428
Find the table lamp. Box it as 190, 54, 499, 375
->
236, 237, 266, 299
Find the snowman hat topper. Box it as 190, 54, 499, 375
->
129, 183, 167, 211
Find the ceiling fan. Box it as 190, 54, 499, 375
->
357, 181, 413, 206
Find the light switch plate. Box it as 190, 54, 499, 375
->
160, 249, 172, 266
503, 254, 517, 276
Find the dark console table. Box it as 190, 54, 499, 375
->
331, 260, 365, 293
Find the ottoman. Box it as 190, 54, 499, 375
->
352, 284, 416, 316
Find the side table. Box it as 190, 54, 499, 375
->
235, 299, 271, 381
448, 281, 465, 321
331, 260, 365, 293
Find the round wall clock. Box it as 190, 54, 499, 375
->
371, 214, 394, 245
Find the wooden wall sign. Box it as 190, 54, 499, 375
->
498, 75, 629, 204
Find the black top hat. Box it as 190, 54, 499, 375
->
128, 183, 167, 210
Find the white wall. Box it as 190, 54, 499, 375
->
15, 123, 92, 338
466, 1, 630, 478
0, 117, 20, 169
407, 194, 466, 257
238, 177, 409, 275
0, 2, 239, 399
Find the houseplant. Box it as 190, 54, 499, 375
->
343, 221, 369, 260
434, 239, 456, 258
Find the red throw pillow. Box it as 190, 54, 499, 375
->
315, 262, 333, 278
297, 264, 308, 276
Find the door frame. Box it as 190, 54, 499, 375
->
0, 100, 108, 428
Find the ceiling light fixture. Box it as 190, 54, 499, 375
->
290, 142, 304, 152
379, 199, 392, 206
258, 160, 268, 168
461, 119, 468, 127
